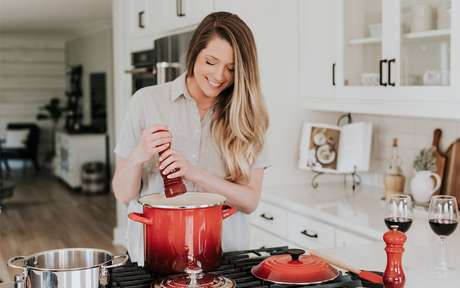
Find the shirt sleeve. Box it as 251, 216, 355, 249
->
113, 91, 145, 159
251, 143, 270, 170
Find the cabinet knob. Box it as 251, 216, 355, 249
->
301, 229, 318, 238
176, 0, 185, 17
260, 213, 274, 221
138, 11, 145, 29
379, 59, 388, 86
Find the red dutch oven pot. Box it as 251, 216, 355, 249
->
128, 192, 237, 274
251, 249, 340, 285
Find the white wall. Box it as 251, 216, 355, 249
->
65, 28, 115, 165
0, 34, 66, 164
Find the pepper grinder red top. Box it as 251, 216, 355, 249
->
383, 229, 407, 288
155, 129, 186, 198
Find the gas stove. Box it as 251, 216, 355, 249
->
109, 246, 383, 288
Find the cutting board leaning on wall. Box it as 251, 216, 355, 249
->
441, 137, 460, 208
432, 128, 446, 195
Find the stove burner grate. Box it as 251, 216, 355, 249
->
109, 246, 382, 288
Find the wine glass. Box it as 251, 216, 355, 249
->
384, 194, 413, 233
428, 195, 459, 272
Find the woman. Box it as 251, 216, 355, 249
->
112, 12, 269, 264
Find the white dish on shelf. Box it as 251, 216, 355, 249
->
360, 73, 380, 86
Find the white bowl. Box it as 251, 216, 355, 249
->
361, 73, 380, 86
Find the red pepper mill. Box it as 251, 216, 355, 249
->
155, 129, 186, 198
383, 229, 407, 288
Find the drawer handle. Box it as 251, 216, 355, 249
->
260, 213, 274, 221
301, 229, 318, 238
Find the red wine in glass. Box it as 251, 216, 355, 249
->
385, 194, 413, 233
384, 217, 413, 233
428, 195, 459, 271
429, 219, 458, 236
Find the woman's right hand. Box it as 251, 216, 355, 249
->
129, 124, 172, 165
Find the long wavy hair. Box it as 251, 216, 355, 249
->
186, 12, 269, 182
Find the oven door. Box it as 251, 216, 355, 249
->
128, 67, 156, 94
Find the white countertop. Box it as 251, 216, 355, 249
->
261, 182, 460, 287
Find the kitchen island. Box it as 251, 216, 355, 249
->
254, 182, 460, 287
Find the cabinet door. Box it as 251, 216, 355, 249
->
249, 225, 290, 249
339, 0, 385, 87
128, 0, 150, 37
164, 0, 214, 31
399, 0, 453, 88
300, 0, 338, 104
335, 229, 376, 247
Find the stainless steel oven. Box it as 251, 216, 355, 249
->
127, 49, 156, 94
126, 30, 194, 95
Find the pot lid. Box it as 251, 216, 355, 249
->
139, 192, 226, 209
159, 266, 235, 288
251, 249, 339, 285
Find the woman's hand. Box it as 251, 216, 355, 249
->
158, 149, 201, 181
129, 124, 172, 165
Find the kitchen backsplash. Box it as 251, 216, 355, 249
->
303, 110, 460, 191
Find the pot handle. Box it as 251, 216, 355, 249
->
222, 205, 237, 219
100, 255, 129, 286
128, 212, 153, 225
7, 256, 28, 270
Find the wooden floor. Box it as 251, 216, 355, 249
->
0, 171, 125, 281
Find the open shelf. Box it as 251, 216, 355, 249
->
348, 37, 382, 45
403, 29, 451, 41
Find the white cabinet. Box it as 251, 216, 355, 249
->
287, 212, 336, 249
335, 229, 375, 247
249, 226, 291, 249
250, 201, 288, 238
128, 0, 152, 38
249, 199, 378, 250
163, 0, 214, 31
53, 132, 106, 189
126, 0, 213, 43
302, 0, 460, 119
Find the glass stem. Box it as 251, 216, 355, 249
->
439, 236, 448, 270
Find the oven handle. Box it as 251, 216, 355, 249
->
156, 62, 181, 84
124, 67, 156, 75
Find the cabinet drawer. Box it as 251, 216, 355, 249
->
287, 212, 335, 248
335, 229, 376, 248
249, 225, 290, 250
250, 201, 288, 238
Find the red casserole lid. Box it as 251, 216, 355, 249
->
251, 249, 339, 285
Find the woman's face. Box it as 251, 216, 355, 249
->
193, 36, 235, 99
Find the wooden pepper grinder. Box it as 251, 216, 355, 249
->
383, 229, 407, 288
155, 129, 186, 198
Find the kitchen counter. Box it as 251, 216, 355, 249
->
261, 182, 460, 243
260, 182, 460, 287
318, 241, 460, 287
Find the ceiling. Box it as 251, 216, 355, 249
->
0, 0, 112, 38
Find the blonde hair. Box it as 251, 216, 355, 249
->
186, 12, 269, 182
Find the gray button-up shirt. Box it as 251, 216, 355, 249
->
114, 73, 268, 264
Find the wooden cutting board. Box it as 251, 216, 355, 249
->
432, 129, 446, 195
441, 138, 460, 207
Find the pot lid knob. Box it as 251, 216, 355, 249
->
287, 248, 305, 261
184, 262, 203, 288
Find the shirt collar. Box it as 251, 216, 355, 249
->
170, 72, 192, 102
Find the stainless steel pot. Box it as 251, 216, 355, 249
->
7, 248, 128, 288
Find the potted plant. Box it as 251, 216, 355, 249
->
36, 98, 67, 160
410, 147, 441, 205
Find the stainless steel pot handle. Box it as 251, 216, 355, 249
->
7, 256, 28, 269
99, 255, 129, 286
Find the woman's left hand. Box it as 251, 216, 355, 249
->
158, 149, 201, 181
